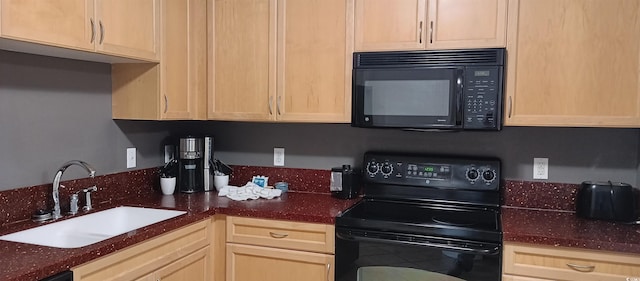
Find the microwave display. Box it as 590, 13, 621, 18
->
363, 80, 450, 117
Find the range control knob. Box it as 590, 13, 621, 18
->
366, 161, 379, 176
380, 162, 394, 176
482, 169, 496, 182
466, 168, 479, 181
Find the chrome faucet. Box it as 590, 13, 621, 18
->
52, 160, 96, 219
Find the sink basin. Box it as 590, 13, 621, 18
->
0, 206, 186, 248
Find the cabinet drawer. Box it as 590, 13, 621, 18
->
504, 242, 640, 281
226, 216, 334, 254
73, 220, 209, 281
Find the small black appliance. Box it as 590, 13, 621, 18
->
576, 181, 639, 222
178, 136, 204, 193
330, 165, 360, 199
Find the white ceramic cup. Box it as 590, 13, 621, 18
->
160, 177, 176, 195
214, 175, 229, 191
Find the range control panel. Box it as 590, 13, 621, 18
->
363, 152, 501, 191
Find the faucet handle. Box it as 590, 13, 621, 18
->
82, 186, 98, 212
69, 194, 79, 215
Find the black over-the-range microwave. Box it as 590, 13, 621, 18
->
351, 48, 505, 131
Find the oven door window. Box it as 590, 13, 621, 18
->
353, 68, 463, 129
335, 235, 500, 281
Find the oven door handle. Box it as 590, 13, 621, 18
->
336, 232, 500, 256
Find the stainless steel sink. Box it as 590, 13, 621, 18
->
0, 206, 186, 248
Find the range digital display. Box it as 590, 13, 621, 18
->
407, 163, 452, 181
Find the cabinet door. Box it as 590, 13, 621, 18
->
505, 0, 640, 127
427, 0, 506, 49
155, 247, 211, 281
95, 0, 159, 61
276, 0, 353, 122
0, 0, 95, 51
354, 0, 426, 51
227, 243, 334, 281
208, 0, 276, 121
160, 0, 207, 120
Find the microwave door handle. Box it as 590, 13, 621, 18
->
455, 73, 464, 126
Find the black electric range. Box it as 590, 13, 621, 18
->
335, 152, 502, 281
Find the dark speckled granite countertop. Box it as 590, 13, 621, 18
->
0, 191, 359, 281
502, 207, 640, 254
502, 180, 640, 255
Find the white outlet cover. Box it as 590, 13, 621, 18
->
127, 147, 136, 168
533, 157, 548, 180
274, 147, 285, 166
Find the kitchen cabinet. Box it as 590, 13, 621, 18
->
112, 0, 207, 120
208, 0, 353, 123
72, 220, 211, 281
504, 0, 640, 127
503, 242, 640, 281
0, 0, 159, 62
225, 216, 335, 281
354, 0, 507, 51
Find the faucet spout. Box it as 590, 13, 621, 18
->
52, 160, 96, 219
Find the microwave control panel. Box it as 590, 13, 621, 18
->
463, 66, 503, 130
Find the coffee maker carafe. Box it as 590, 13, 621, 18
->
178, 136, 204, 193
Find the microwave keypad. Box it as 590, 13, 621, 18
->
464, 68, 500, 129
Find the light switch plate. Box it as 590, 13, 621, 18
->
274, 147, 285, 166
533, 158, 548, 179
127, 147, 136, 168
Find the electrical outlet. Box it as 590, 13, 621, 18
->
533, 158, 548, 179
274, 147, 285, 166
127, 147, 137, 168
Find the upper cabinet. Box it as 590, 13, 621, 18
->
276, 0, 353, 122
0, 0, 159, 62
94, 0, 159, 61
208, 0, 275, 122
112, 0, 206, 120
504, 0, 640, 127
354, 0, 507, 51
208, 0, 353, 123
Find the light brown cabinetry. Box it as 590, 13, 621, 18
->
225, 216, 335, 281
208, 0, 353, 123
73, 220, 211, 281
354, 0, 507, 51
112, 0, 206, 120
504, 0, 640, 127
503, 242, 640, 281
0, 0, 159, 62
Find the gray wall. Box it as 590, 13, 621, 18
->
171, 122, 640, 185
0, 50, 169, 191
1, 49, 639, 191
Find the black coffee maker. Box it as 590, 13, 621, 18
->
330, 165, 360, 199
178, 136, 204, 193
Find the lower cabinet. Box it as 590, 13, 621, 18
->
226, 243, 334, 281
503, 242, 640, 281
225, 216, 335, 281
72, 220, 211, 281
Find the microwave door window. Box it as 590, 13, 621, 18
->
364, 80, 453, 127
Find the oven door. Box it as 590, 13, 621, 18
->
335, 228, 501, 281
352, 67, 464, 129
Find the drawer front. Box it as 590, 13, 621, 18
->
504, 242, 640, 281
73, 220, 210, 281
226, 216, 334, 254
